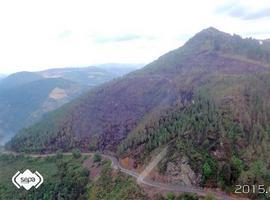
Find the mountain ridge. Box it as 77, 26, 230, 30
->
0, 64, 138, 144
6, 28, 270, 196
8, 27, 270, 151
0, 78, 84, 144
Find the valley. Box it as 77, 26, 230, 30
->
1, 0, 270, 198
0, 64, 140, 144
2, 28, 270, 199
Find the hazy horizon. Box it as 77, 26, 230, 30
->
0, 63, 145, 75
0, 0, 270, 74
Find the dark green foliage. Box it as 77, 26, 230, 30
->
8, 28, 270, 156
88, 160, 147, 200
154, 193, 199, 200
88, 137, 98, 151
202, 155, 217, 184
230, 156, 244, 178
56, 150, 63, 159
118, 96, 229, 160
0, 154, 89, 200
167, 192, 176, 200
203, 163, 212, 179
203, 194, 217, 200
119, 77, 270, 189
93, 153, 101, 163
175, 193, 199, 200
72, 148, 81, 159
55, 157, 89, 199
5, 28, 270, 198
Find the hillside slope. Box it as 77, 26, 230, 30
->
38, 64, 142, 86
8, 27, 270, 152
0, 78, 84, 143
0, 72, 43, 89
0, 65, 138, 144
7, 28, 270, 198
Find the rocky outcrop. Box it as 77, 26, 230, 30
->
165, 156, 200, 186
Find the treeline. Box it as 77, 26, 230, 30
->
188, 28, 270, 64
118, 96, 236, 159
88, 160, 147, 200
5, 104, 78, 153
118, 84, 270, 195
0, 154, 89, 200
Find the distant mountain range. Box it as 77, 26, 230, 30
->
0, 72, 44, 89
7, 28, 270, 194
0, 74, 6, 81
38, 63, 142, 86
0, 64, 140, 144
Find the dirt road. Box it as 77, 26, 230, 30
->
137, 147, 167, 183
1, 151, 247, 200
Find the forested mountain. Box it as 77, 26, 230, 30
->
0, 64, 138, 144
0, 78, 84, 143
9, 27, 270, 151
7, 28, 270, 197
96, 63, 144, 76
0, 72, 43, 89
38, 64, 141, 86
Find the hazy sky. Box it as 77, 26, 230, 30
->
0, 0, 270, 74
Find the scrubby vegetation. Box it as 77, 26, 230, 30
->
0, 154, 89, 200
0, 154, 153, 199
4, 28, 270, 199
118, 73, 270, 199
93, 153, 102, 163
72, 148, 82, 158
87, 160, 147, 200
7, 28, 270, 156
154, 192, 216, 200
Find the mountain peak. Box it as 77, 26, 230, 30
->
187, 27, 230, 44
171, 27, 270, 65
181, 27, 231, 54
201, 27, 221, 33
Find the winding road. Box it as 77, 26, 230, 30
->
0, 151, 247, 200
101, 153, 239, 200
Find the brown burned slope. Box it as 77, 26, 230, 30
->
7, 27, 270, 152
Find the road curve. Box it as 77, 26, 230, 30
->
0, 151, 246, 200
101, 154, 236, 200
